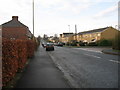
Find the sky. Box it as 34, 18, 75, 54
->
0, 0, 119, 37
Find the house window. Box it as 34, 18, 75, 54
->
98, 34, 100, 36
91, 39, 96, 42
90, 34, 91, 37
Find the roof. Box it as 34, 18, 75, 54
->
78, 27, 109, 35
63, 33, 73, 35
2, 16, 28, 28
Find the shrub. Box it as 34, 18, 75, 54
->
78, 41, 86, 46
112, 33, 120, 50
66, 42, 70, 46
70, 40, 78, 46
98, 39, 112, 46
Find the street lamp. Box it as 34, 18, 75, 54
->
68, 25, 70, 33
68, 25, 70, 46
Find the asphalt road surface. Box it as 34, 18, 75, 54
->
47, 46, 119, 88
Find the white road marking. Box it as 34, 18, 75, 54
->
74, 48, 102, 53
84, 54, 101, 59
109, 60, 120, 64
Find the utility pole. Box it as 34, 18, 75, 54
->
75, 24, 77, 41
68, 25, 70, 46
33, 0, 34, 37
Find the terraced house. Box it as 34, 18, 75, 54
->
77, 27, 119, 43
59, 26, 119, 44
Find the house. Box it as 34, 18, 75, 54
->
59, 33, 74, 43
77, 27, 119, 43
1, 16, 32, 40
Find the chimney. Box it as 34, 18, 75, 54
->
12, 16, 18, 21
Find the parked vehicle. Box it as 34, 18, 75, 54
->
57, 42, 63, 46
54, 43, 58, 46
46, 43, 54, 51
42, 43, 46, 48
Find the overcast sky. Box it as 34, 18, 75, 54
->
0, 0, 119, 37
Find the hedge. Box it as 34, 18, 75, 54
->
97, 39, 112, 46
112, 33, 120, 50
2, 39, 18, 86
26, 40, 35, 58
16, 40, 27, 71
2, 39, 38, 87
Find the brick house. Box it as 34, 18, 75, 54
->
1, 16, 32, 40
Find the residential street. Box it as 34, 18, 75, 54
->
47, 46, 119, 88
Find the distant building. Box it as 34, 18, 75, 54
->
1, 16, 32, 40
59, 32, 74, 43
59, 27, 119, 44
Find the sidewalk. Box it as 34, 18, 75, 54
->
73, 46, 120, 55
102, 49, 120, 55
15, 46, 70, 88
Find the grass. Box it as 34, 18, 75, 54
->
112, 49, 120, 52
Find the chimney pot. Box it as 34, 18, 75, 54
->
12, 16, 18, 20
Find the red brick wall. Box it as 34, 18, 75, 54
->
2, 27, 29, 40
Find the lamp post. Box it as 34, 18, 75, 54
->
75, 24, 77, 41
68, 25, 70, 46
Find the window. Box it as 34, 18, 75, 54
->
98, 34, 100, 36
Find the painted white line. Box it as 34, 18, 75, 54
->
109, 60, 120, 64
74, 48, 102, 53
84, 54, 101, 59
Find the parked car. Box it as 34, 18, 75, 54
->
57, 42, 63, 46
46, 43, 54, 51
42, 43, 46, 48
53, 43, 58, 46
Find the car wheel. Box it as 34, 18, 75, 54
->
52, 48, 54, 51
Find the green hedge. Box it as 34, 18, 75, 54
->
112, 33, 120, 50
97, 39, 112, 46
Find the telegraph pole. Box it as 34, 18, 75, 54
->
33, 0, 34, 36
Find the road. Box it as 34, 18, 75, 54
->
47, 46, 119, 88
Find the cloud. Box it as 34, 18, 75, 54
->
36, 0, 93, 15
0, 0, 118, 37
94, 5, 118, 18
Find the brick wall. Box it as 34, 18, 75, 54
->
2, 27, 29, 40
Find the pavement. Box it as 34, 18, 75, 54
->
15, 46, 71, 88
102, 48, 120, 55
73, 46, 120, 56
